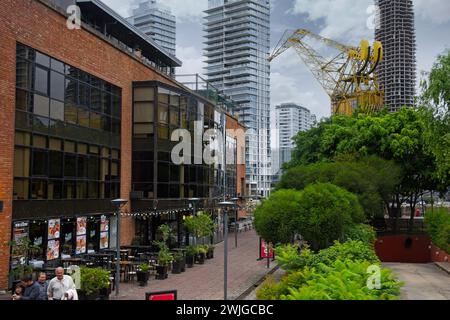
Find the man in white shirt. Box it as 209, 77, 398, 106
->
47, 267, 77, 300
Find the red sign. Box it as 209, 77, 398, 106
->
260, 239, 274, 259
146, 291, 177, 301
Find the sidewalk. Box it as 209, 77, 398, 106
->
384, 263, 450, 300
114, 229, 275, 300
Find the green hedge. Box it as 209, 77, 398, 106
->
259, 241, 402, 300
425, 208, 450, 253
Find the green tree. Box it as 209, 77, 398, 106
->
296, 183, 365, 250
422, 51, 450, 111
277, 157, 401, 220
288, 108, 448, 232
254, 189, 303, 244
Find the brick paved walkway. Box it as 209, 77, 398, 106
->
113, 229, 275, 300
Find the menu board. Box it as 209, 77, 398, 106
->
13, 221, 29, 243
47, 240, 60, 260
100, 232, 109, 250
77, 217, 87, 236
76, 235, 86, 255
100, 216, 109, 232
48, 219, 61, 240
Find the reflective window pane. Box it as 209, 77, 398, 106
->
35, 52, 50, 67
35, 66, 48, 95
50, 71, 65, 101
134, 102, 154, 123
33, 94, 49, 117
50, 99, 64, 121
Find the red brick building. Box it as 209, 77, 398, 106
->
0, 0, 245, 290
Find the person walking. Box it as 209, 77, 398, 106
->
37, 272, 49, 300
13, 275, 41, 300
47, 267, 76, 300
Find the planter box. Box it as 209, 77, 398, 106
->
155, 266, 169, 280
172, 261, 182, 274
207, 249, 214, 259
196, 253, 206, 265
137, 271, 150, 287
78, 289, 110, 301
186, 256, 194, 268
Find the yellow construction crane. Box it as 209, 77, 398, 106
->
269, 29, 384, 115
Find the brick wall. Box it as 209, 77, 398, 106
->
0, 0, 186, 290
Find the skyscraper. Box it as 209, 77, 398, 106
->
128, 0, 176, 56
204, 0, 271, 197
375, 0, 416, 112
273, 103, 315, 176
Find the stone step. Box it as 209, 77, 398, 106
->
434, 262, 450, 276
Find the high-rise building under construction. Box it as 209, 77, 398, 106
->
375, 0, 416, 112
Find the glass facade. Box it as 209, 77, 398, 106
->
205, 0, 271, 197
132, 83, 227, 200
14, 43, 121, 201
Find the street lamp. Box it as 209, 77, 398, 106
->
218, 201, 234, 301
231, 197, 240, 248
111, 198, 128, 298
188, 198, 200, 246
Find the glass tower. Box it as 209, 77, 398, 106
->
204, 0, 271, 197
128, 0, 177, 56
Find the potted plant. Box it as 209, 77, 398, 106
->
185, 245, 197, 268
206, 244, 215, 259
155, 248, 173, 280
196, 245, 207, 265
153, 225, 173, 280
171, 251, 184, 274
76, 267, 111, 300
136, 263, 151, 287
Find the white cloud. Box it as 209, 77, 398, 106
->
175, 45, 205, 75
415, 0, 450, 25
101, 0, 207, 21
270, 71, 329, 119
290, 0, 373, 43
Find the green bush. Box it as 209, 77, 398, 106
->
258, 260, 402, 300
255, 184, 365, 249
254, 189, 303, 244
312, 241, 380, 267
296, 183, 365, 250
281, 260, 402, 300
274, 244, 313, 272
425, 208, 450, 253
342, 224, 377, 246
78, 267, 110, 296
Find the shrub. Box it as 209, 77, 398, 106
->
280, 260, 402, 300
296, 183, 365, 250
312, 241, 380, 267
254, 189, 303, 244
258, 260, 401, 300
343, 224, 377, 246
274, 244, 313, 272
425, 208, 450, 253
78, 267, 110, 296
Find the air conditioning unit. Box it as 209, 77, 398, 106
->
130, 191, 144, 200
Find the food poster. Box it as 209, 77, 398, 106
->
100, 232, 109, 250
76, 235, 87, 254
100, 215, 109, 232
76, 217, 87, 236
13, 221, 29, 244
46, 240, 60, 260
48, 219, 61, 240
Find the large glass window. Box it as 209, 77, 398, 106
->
14, 43, 122, 201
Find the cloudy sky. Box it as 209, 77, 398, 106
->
102, 0, 450, 120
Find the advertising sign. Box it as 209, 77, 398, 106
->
48, 219, 61, 240
76, 217, 87, 236
145, 291, 177, 301
76, 235, 87, 255
260, 238, 274, 259
47, 240, 60, 260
